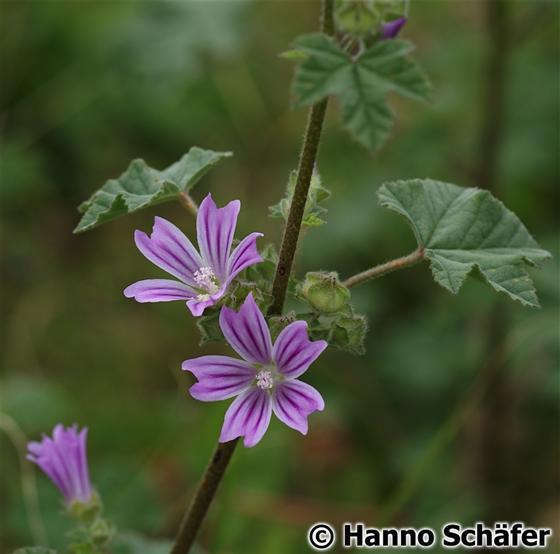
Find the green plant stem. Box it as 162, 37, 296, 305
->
170, 439, 239, 554
178, 192, 199, 216
268, 0, 335, 316
343, 248, 425, 289
170, 2, 334, 553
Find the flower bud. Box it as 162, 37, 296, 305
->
301, 272, 350, 313
27, 424, 94, 507
380, 16, 407, 39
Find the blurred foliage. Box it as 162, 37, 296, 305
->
1, 1, 558, 553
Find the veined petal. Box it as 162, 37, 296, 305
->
273, 321, 327, 378
27, 424, 92, 504
219, 293, 272, 365
197, 194, 240, 282
219, 387, 272, 447
226, 232, 263, 283
182, 355, 256, 401
272, 380, 325, 435
124, 279, 196, 303
134, 217, 203, 287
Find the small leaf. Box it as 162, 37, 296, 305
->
301, 309, 368, 354
291, 33, 431, 150
378, 179, 552, 307
74, 147, 232, 233
330, 313, 368, 355
269, 170, 331, 227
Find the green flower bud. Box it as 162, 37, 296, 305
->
336, 0, 380, 36
301, 272, 350, 314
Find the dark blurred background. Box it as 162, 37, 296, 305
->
1, 1, 558, 552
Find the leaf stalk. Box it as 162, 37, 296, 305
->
343, 248, 425, 289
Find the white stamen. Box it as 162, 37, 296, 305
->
193, 266, 219, 300
256, 370, 274, 390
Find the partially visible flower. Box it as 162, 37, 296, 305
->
27, 424, 93, 505
183, 293, 328, 447
380, 16, 407, 39
124, 193, 263, 317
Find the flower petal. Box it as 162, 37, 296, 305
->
124, 279, 196, 303
134, 217, 203, 287
219, 387, 272, 447
272, 380, 325, 435
27, 424, 92, 504
380, 16, 407, 39
182, 355, 256, 401
197, 194, 240, 282
272, 321, 327, 378
219, 293, 272, 364
185, 285, 227, 317
226, 232, 263, 283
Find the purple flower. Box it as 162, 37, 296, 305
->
124, 193, 263, 317
182, 294, 327, 447
380, 16, 407, 39
27, 424, 93, 505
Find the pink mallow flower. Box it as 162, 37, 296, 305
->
27, 424, 93, 505
183, 293, 327, 447
124, 193, 263, 317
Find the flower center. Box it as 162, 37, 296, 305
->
255, 369, 274, 390
193, 266, 219, 300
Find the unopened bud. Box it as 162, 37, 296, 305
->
301, 272, 350, 313
380, 16, 407, 39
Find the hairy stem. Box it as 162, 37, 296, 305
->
268, 0, 335, 316
170, 439, 238, 554
343, 248, 425, 289
178, 192, 199, 216
170, 2, 334, 552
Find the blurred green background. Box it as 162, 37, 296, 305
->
1, 1, 558, 552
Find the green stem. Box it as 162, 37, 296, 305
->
343, 248, 425, 289
170, 2, 334, 553
268, 0, 335, 316
170, 439, 239, 554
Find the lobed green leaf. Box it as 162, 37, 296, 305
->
378, 179, 552, 307
291, 33, 431, 150
74, 147, 232, 233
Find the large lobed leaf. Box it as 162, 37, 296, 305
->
291, 33, 431, 150
74, 147, 232, 233
378, 179, 551, 307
